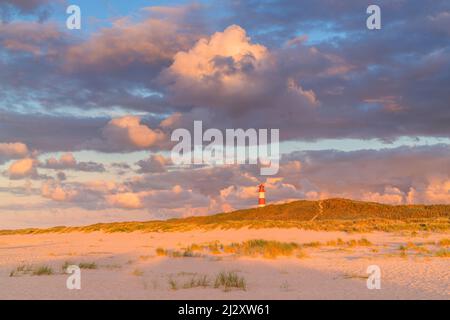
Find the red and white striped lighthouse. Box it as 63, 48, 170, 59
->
258, 184, 266, 208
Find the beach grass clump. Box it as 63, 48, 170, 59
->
224, 239, 298, 259
168, 278, 178, 290
187, 244, 202, 251
214, 271, 246, 291
156, 247, 167, 256
207, 241, 223, 254
403, 242, 431, 254
131, 269, 144, 276
9, 264, 33, 277
356, 238, 372, 246
78, 262, 97, 269
61, 261, 74, 272
315, 237, 372, 248
10, 264, 54, 276
438, 238, 450, 247
398, 245, 408, 258
434, 249, 450, 257
162, 248, 202, 258
32, 265, 53, 276
302, 241, 322, 248
182, 275, 210, 289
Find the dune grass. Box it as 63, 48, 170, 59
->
10, 264, 54, 276
131, 269, 144, 276
224, 239, 298, 259
1, 199, 448, 235
159, 248, 202, 258
438, 238, 450, 247
168, 271, 246, 291
214, 271, 246, 291
9, 265, 33, 277
61, 261, 73, 272
156, 237, 375, 260
434, 249, 450, 257
182, 275, 210, 289
78, 262, 97, 269
32, 266, 53, 276
156, 247, 166, 256
168, 278, 178, 290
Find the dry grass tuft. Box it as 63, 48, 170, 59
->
10, 264, 54, 276
156, 248, 166, 256
132, 269, 144, 276
182, 275, 210, 289
78, 262, 97, 269
434, 249, 450, 257
214, 271, 246, 291
224, 239, 298, 258
32, 265, 53, 276
438, 238, 450, 247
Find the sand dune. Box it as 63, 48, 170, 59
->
0, 228, 448, 300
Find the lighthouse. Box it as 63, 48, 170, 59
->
258, 184, 266, 208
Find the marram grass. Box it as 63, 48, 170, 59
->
1, 199, 449, 235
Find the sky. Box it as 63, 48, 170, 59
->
0, 0, 449, 229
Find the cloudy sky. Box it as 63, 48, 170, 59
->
0, 0, 449, 229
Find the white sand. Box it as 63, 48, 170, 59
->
0, 228, 448, 300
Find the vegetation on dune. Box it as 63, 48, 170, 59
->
434, 249, 450, 257
131, 269, 144, 276
32, 266, 54, 276
156, 237, 374, 259
9, 264, 33, 277
78, 262, 97, 269
224, 239, 298, 258
10, 264, 54, 276
167, 272, 242, 291
182, 275, 210, 289
1, 199, 449, 235
214, 271, 246, 291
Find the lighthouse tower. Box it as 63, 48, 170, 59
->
258, 184, 266, 208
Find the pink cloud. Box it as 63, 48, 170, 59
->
85, 116, 168, 152
64, 8, 201, 73
106, 192, 144, 209
0, 142, 28, 160
6, 158, 37, 179
41, 180, 78, 202
136, 154, 172, 173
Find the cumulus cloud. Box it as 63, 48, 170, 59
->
64, 9, 200, 75
41, 179, 78, 202
136, 154, 172, 173
160, 24, 325, 141
162, 25, 317, 115
106, 186, 210, 211
106, 192, 144, 210
0, 142, 28, 164
88, 116, 167, 152
166, 24, 267, 84
6, 158, 37, 179
41, 153, 105, 172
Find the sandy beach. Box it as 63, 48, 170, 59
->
0, 228, 448, 300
